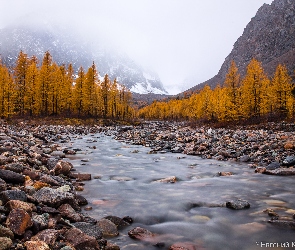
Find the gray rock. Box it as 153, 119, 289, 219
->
72, 222, 103, 240
0, 169, 25, 184
0, 190, 27, 204
32, 187, 76, 208
239, 155, 251, 162
266, 161, 281, 170
226, 199, 250, 210
282, 156, 295, 166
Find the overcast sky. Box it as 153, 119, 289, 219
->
0, 0, 273, 94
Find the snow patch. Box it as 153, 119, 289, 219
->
130, 81, 167, 94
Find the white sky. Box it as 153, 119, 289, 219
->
0, 0, 273, 94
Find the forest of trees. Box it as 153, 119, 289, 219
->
0, 51, 134, 119
1, 52, 294, 124
138, 59, 295, 123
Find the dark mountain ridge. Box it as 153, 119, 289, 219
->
185, 0, 295, 94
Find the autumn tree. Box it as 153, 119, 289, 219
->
25, 56, 39, 116
240, 58, 270, 118
73, 67, 85, 116
14, 51, 29, 115
0, 62, 14, 117
270, 64, 293, 117
37, 51, 54, 116
223, 61, 242, 120
83, 62, 98, 116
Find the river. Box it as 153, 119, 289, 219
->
64, 132, 295, 250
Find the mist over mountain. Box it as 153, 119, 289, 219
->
0, 23, 167, 95
185, 0, 295, 93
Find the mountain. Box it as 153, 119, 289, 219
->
186, 0, 295, 93
0, 24, 167, 95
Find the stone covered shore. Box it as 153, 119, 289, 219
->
0, 120, 295, 250
113, 121, 295, 175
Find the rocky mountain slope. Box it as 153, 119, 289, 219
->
186, 0, 295, 93
0, 25, 167, 95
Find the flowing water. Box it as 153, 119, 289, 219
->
64, 132, 295, 250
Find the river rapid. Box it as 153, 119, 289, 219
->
64, 132, 295, 250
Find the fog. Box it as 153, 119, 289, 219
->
0, 0, 273, 94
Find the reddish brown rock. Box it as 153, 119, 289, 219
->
58, 203, 83, 222
51, 160, 73, 176
6, 208, 33, 235
97, 218, 119, 237
31, 229, 59, 246
24, 240, 50, 250
128, 227, 156, 241
169, 242, 197, 250
63, 227, 99, 250
5, 200, 36, 212
70, 172, 92, 181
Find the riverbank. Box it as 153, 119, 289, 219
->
112, 121, 295, 175
0, 120, 294, 249
0, 122, 128, 250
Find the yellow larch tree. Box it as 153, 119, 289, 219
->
270, 64, 293, 117
0, 62, 14, 117
240, 58, 270, 118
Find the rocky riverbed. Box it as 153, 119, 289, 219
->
0, 120, 295, 250
112, 121, 295, 175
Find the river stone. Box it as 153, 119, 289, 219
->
282, 156, 295, 166
0, 237, 13, 250
58, 203, 83, 222
63, 227, 99, 250
97, 218, 119, 237
23, 169, 40, 181
72, 222, 103, 240
128, 227, 155, 240
0, 190, 27, 204
239, 155, 251, 162
265, 168, 295, 176
32, 187, 76, 208
0, 178, 6, 192
32, 214, 49, 231
4, 163, 24, 173
226, 199, 250, 210
69, 173, 91, 181
169, 242, 197, 250
6, 208, 33, 235
75, 194, 88, 206
5, 200, 36, 212
0, 169, 25, 184
24, 240, 50, 250
31, 229, 59, 246
50, 151, 65, 158
46, 158, 59, 171
266, 162, 281, 170
268, 219, 295, 229
154, 176, 177, 183
39, 174, 65, 186
51, 160, 73, 176
106, 242, 120, 250
0, 225, 14, 239
104, 215, 130, 228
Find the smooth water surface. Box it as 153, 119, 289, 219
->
64, 133, 295, 250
